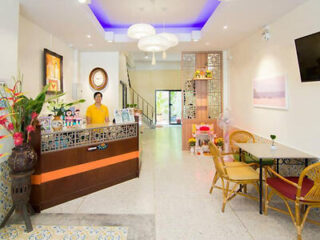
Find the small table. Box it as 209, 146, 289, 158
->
235, 143, 315, 214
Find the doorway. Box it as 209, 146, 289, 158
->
155, 90, 181, 125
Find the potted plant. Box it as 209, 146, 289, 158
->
194, 70, 201, 79
205, 70, 212, 78
47, 96, 85, 131
270, 134, 277, 150
188, 137, 196, 153
0, 75, 57, 172
214, 137, 224, 151
126, 103, 141, 115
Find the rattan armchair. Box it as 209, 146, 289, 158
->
209, 142, 260, 212
229, 130, 274, 165
265, 163, 320, 240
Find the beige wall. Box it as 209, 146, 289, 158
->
129, 69, 181, 106
0, 0, 19, 163
229, 0, 320, 156
18, 16, 74, 103
79, 52, 120, 119
0, 0, 19, 82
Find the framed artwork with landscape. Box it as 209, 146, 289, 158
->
253, 74, 288, 110
44, 48, 63, 94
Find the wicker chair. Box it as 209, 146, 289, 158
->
229, 130, 274, 165
265, 163, 320, 240
208, 142, 260, 212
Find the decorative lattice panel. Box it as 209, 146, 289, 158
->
182, 52, 222, 120
41, 123, 138, 153
182, 54, 196, 119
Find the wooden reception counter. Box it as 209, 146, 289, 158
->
30, 122, 139, 212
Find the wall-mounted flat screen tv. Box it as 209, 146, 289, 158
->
295, 31, 320, 82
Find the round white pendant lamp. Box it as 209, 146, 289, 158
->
138, 34, 169, 52
158, 33, 179, 47
127, 23, 156, 40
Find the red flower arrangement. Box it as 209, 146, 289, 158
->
0, 74, 61, 155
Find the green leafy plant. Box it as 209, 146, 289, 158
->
126, 104, 138, 108
47, 95, 85, 117
270, 135, 276, 140
0, 74, 62, 148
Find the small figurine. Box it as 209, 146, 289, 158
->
74, 109, 81, 125
65, 109, 74, 127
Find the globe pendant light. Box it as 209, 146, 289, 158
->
158, 33, 179, 47
127, 23, 156, 40
157, 33, 178, 59
138, 34, 169, 52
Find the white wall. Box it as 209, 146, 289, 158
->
0, 0, 19, 82
0, 0, 19, 163
229, 0, 320, 156
79, 52, 120, 120
18, 16, 74, 102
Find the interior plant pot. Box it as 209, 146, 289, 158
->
8, 143, 37, 173
51, 115, 63, 131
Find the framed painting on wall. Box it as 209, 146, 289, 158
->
44, 48, 63, 94
253, 74, 288, 109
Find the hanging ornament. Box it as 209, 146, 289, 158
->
152, 52, 156, 65
162, 51, 167, 60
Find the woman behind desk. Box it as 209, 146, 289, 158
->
86, 92, 109, 124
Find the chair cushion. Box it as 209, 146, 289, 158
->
266, 177, 314, 201
233, 153, 274, 166
226, 166, 259, 181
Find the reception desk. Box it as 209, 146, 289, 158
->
30, 122, 139, 212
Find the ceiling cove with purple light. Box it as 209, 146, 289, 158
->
88, 0, 221, 33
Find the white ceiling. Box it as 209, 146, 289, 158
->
19, 0, 307, 52
92, 0, 209, 25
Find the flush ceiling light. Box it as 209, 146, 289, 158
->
78, 0, 91, 4
127, 23, 156, 40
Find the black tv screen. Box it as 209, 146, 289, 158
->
295, 31, 320, 82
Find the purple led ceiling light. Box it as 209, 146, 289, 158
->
89, 0, 220, 33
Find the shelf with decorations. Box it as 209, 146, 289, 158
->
181, 52, 223, 150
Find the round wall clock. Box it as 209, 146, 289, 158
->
89, 67, 108, 90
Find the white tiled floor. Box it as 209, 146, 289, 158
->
43, 126, 320, 240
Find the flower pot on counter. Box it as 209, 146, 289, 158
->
8, 143, 37, 173
51, 115, 63, 131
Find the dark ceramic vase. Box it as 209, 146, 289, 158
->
8, 143, 37, 173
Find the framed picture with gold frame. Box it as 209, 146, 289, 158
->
89, 67, 108, 91
44, 48, 63, 94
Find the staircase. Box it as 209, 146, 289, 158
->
127, 70, 155, 128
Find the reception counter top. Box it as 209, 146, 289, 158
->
41, 122, 138, 153
30, 122, 139, 212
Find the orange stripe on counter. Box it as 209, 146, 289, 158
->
31, 151, 139, 185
